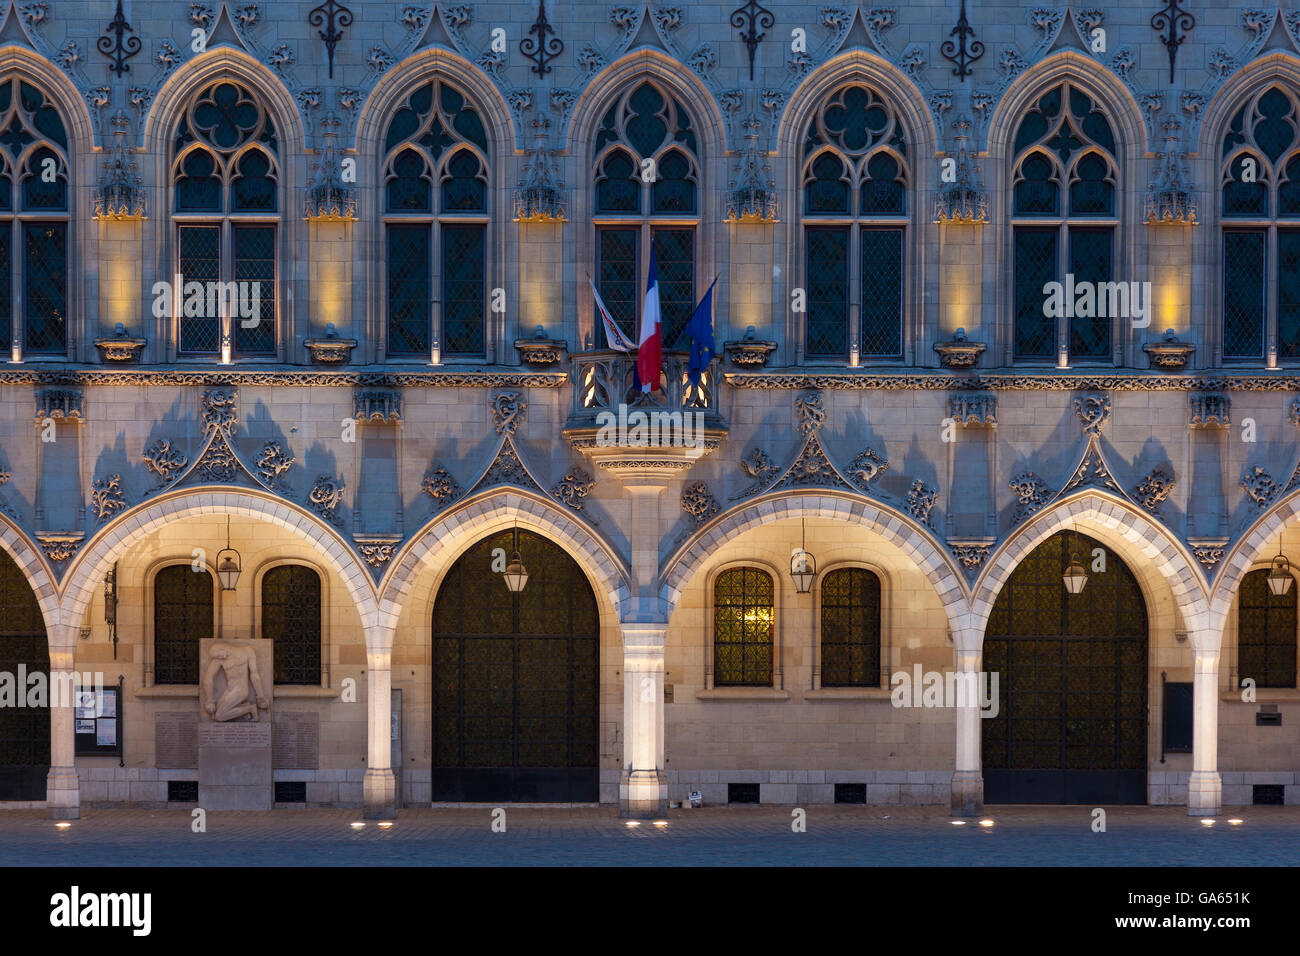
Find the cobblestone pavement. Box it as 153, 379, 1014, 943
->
1, 805, 1297, 866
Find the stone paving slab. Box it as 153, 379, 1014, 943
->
1, 806, 1297, 866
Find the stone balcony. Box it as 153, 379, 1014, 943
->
563, 350, 728, 480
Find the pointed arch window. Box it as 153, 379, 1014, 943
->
1010, 83, 1119, 365
171, 81, 280, 359
593, 80, 700, 349
1237, 568, 1297, 688
154, 564, 215, 685
1220, 86, 1300, 364
800, 84, 908, 362
261, 564, 322, 685
0, 78, 69, 359
713, 567, 774, 686
382, 79, 489, 360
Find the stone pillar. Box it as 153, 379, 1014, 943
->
621, 624, 667, 818
363, 635, 396, 819
1188, 645, 1222, 816
950, 642, 983, 816
46, 633, 80, 820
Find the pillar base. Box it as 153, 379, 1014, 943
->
619, 770, 666, 819
1187, 770, 1222, 816
45, 767, 80, 820
362, 769, 396, 820
950, 770, 983, 816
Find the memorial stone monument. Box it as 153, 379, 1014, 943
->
198, 639, 273, 810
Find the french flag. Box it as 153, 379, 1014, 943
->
637, 247, 663, 392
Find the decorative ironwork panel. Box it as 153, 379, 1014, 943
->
0, 550, 48, 800
154, 565, 214, 685
1223, 230, 1265, 358
982, 532, 1148, 797
1068, 227, 1112, 359
714, 567, 774, 686
442, 225, 485, 356
178, 225, 220, 353
432, 531, 598, 802
820, 568, 881, 687
1237, 569, 1297, 689
23, 223, 65, 354
261, 565, 322, 686
386, 224, 429, 354
653, 227, 694, 349
1014, 227, 1056, 359
233, 225, 275, 354
596, 226, 637, 339
805, 227, 848, 357
860, 228, 903, 357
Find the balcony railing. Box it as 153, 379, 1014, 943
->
566, 349, 725, 429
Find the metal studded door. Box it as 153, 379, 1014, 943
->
0, 550, 49, 800
432, 530, 599, 802
982, 532, 1148, 804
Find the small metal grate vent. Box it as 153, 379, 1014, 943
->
1253, 784, 1285, 805
834, 783, 867, 804
274, 782, 307, 803
728, 782, 760, 804
167, 780, 198, 802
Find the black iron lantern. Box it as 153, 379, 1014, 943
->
1268, 549, 1293, 596
790, 518, 817, 594
216, 515, 241, 591
503, 525, 529, 593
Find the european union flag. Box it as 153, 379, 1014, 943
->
684, 278, 718, 388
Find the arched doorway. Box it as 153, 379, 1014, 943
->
0, 549, 49, 800
982, 531, 1148, 804
432, 530, 599, 802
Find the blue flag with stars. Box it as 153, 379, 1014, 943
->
684, 278, 718, 388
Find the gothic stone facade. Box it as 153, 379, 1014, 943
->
0, 0, 1298, 819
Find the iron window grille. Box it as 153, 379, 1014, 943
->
799, 84, 908, 363
0, 79, 69, 360
593, 81, 701, 350
713, 566, 775, 687
153, 564, 214, 686
1009, 83, 1119, 367
171, 81, 280, 360
382, 80, 490, 362
1219, 86, 1300, 366
1236, 568, 1298, 689
261, 564, 323, 686
820, 567, 883, 687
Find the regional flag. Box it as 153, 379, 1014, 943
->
589, 278, 636, 352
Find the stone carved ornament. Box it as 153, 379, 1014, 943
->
681, 481, 719, 527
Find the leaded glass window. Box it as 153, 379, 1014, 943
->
593, 81, 700, 349
713, 567, 774, 686
154, 565, 214, 685
1010, 83, 1118, 364
0, 78, 68, 358
171, 81, 279, 359
820, 568, 882, 687
1220, 86, 1300, 362
801, 84, 908, 360
261, 565, 322, 686
1237, 568, 1297, 689
382, 79, 489, 359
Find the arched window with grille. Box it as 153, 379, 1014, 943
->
713, 567, 774, 686
819, 567, 882, 687
800, 84, 908, 362
154, 564, 214, 685
1010, 82, 1119, 364
172, 81, 280, 359
1237, 568, 1297, 688
1220, 86, 1300, 364
0, 78, 69, 359
261, 564, 322, 685
592, 80, 700, 350
382, 79, 489, 360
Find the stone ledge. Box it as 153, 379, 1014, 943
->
695, 687, 792, 701
803, 688, 893, 701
